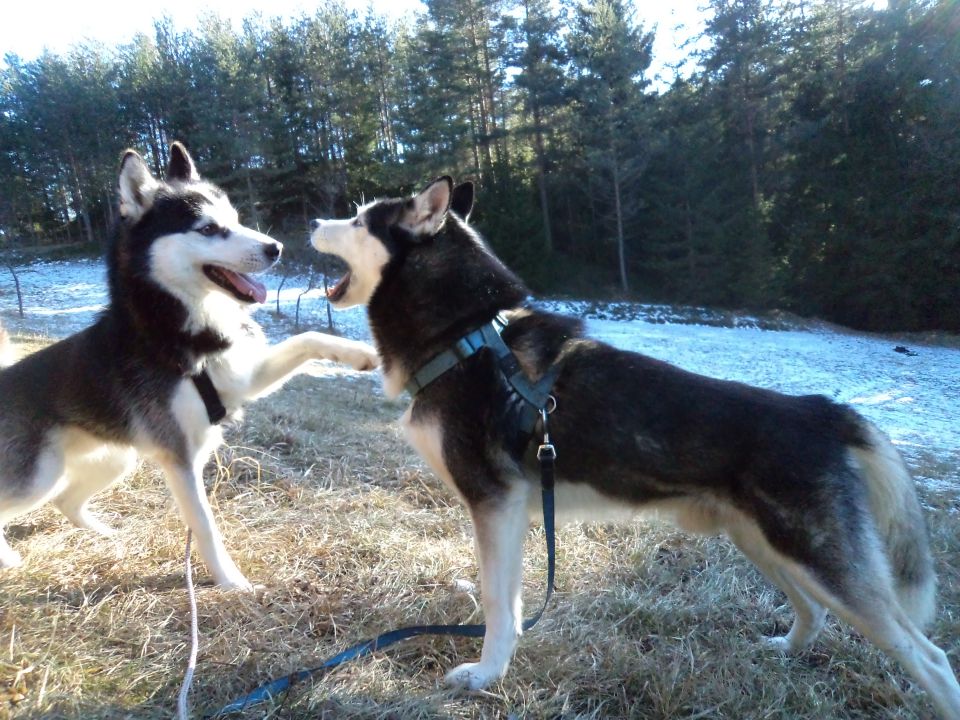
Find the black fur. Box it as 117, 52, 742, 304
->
0, 169, 233, 490
320, 183, 954, 712
365, 200, 878, 597
368, 210, 528, 391
450, 181, 474, 219
110, 188, 232, 372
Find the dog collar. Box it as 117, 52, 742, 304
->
191, 369, 227, 424
405, 312, 559, 446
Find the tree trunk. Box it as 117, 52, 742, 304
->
684, 198, 696, 287
536, 164, 553, 254
612, 156, 629, 293
465, 10, 495, 177
66, 148, 95, 245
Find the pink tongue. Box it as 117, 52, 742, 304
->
223, 269, 267, 303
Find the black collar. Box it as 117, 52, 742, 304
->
191, 369, 227, 424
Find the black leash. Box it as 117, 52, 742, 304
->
208, 424, 556, 717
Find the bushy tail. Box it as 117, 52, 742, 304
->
0, 321, 12, 368
850, 421, 936, 628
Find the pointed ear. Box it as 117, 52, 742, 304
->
166, 141, 198, 182
118, 150, 160, 221
399, 176, 453, 236
450, 181, 475, 221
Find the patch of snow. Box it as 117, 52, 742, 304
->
2, 258, 957, 490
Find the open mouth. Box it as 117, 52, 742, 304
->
326, 271, 352, 302
203, 265, 267, 304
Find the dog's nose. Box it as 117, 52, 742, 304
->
309, 219, 321, 232
264, 242, 282, 261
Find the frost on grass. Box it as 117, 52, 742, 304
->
0, 259, 958, 719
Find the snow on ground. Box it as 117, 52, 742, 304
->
2, 258, 957, 490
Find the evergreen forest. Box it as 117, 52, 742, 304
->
1, 0, 958, 332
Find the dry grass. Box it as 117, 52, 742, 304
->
1, 333, 958, 720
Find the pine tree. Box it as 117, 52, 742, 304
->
508, 0, 567, 253
566, 0, 654, 292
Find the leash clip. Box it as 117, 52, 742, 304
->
536, 398, 557, 461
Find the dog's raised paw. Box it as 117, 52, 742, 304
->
444, 661, 501, 690
76, 513, 118, 537
345, 342, 380, 371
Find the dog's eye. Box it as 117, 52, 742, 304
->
198, 223, 221, 237
351, 217, 363, 227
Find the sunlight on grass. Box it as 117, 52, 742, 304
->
1, 334, 956, 719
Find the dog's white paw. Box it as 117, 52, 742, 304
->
215, 574, 255, 592
341, 341, 380, 371
78, 513, 118, 537
763, 635, 794, 653
444, 661, 503, 690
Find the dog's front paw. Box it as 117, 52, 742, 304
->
76, 511, 118, 537
342, 340, 380, 371
215, 574, 255, 592
444, 661, 503, 690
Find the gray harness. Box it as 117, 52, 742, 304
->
405, 312, 559, 450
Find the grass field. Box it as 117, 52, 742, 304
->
1, 333, 958, 720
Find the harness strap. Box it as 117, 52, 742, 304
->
405, 314, 508, 396
405, 313, 558, 440
192, 370, 226, 425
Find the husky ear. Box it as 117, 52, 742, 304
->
450, 181, 475, 221
118, 150, 160, 221
400, 176, 453, 236
167, 141, 199, 182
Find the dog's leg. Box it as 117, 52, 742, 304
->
782, 561, 960, 720
866, 609, 960, 720
727, 524, 826, 652
0, 446, 66, 568
445, 482, 530, 690
158, 458, 251, 590
53, 447, 138, 536
246, 331, 378, 399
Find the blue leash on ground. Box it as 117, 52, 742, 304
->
206, 419, 557, 718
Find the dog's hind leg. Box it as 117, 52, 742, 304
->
157, 458, 251, 591
53, 446, 138, 536
445, 481, 530, 690
782, 557, 960, 720
727, 522, 827, 652
0, 445, 67, 568
866, 609, 960, 720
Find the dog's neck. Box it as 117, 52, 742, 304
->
367, 218, 528, 396
106, 224, 232, 375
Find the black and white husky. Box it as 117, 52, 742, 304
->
310, 177, 960, 718
0, 143, 378, 590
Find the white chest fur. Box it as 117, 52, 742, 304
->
204, 324, 267, 411
401, 406, 469, 506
